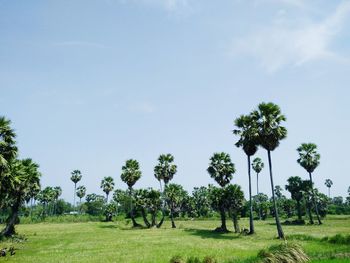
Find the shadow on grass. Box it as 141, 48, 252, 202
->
98, 224, 119, 229
184, 228, 240, 240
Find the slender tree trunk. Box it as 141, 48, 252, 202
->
328, 187, 330, 199
267, 150, 285, 239
232, 213, 240, 233
296, 200, 302, 221
257, 173, 259, 196
141, 208, 150, 228
30, 198, 33, 218
1, 196, 21, 237
309, 172, 322, 225
247, 155, 254, 234
157, 182, 167, 228
306, 200, 314, 224
218, 206, 228, 232
129, 187, 140, 227
106, 193, 109, 203
170, 207, 176, 228
73, 183, 76, 212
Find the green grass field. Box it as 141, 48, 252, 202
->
1, 216, 350, 262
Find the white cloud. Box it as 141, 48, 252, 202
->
231, 1, 350, 72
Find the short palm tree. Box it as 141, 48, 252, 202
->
101, 176, 115, 203
252, 157, 264, 195
121, 159, 142, 227
154, 154, 177, 227
251, 102, 286, 239
234, 114, 259, 234
76, 185, 86, 204
70, 170, 82, 210
207, 152, 235, 232
324, 179, 333, 198
297, 143, 322, 224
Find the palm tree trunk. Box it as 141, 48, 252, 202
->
106, 193, 109, 203
306, 200, 314, 224
308, 172, 322, 225
232, 212, 240, 233
247, 155, 254, 234
257, 173, 259, 196
141, 208, 151, 228
296, 200, 302, 221
328, 187, 330, 198
73, 183, 77, 212
128, 187, 140, 227
170, 207, 176, 228
267, 150, 284, 239
1, 195, 21, 237
30, 198, 33, 218
157, 182, 167, 228
218, 206, 228, 232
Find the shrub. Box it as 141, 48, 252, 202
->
258, 242, 309, 263
203, 256, 217, 263
186, 257, 201, 263
170, 255, 186, 263
322, 234, 350, 245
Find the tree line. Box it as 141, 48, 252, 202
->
1, 102, 350, 239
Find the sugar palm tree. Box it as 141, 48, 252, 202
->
285, 176, 304, 222
70, 170, 82, 210
164, 183, 187, 228
121, 159, 142, 227
76, 185, 86, 204
297, 143, 322, 224
324, 179, 333, 198
252, 157, 264, 195
251, 102, 286, 239
207, 152, 235, 232
101, 176, 115, 203
52, 186, 62, 215
233, 114, 259, 234
154, 154, 177, 228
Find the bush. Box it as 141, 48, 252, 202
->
321, 234, 350, 245
203, 256, 217, 263
186, 257, 201, 263
258, 242, 309, 263
170, 255, 186, 263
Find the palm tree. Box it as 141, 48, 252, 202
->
233, 114, 259, 234
285, 176, 304, 222
252, 157, 264, 195
70, 170, 82, 210
76, 185, 86, 204
225, 184, 244, 233
1, 158, 41, 237
251, 102, 286, 239
324, 179, 333, 198
101, 176, 115, 203
164, 184, 187, 228
297, 143, 322, 225
0, 117, 18, 208
154, 154, 177, 228
121, 159, 142, 227
52, 186, 62, 215
207, 152, 235, 232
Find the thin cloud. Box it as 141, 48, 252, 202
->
231, 1, 350, 72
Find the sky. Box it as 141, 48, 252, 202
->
1, 0, 350, 202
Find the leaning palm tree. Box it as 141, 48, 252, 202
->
121, 159, 142, 227
101, 176, 115, 203
297, 143, 322, 225
252, 157, 264, 195
251, 102, 286, 239
207, 152, 235, 232
324, 179, 333, 198
233, 114, 259, 235
70, 170, 82, 210
154, 154, 177, 228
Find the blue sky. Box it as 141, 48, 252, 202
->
1, 0, 349, 202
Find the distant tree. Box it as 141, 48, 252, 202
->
52, 186, 62, 215
135, 188, 162, 227
324, 179, 333, 198
121, 159, 142, 227
297, 143, 322, 224
207, 152, 235, 232
103, 203, 117, 222
225, 184, 245, 233
70, 170, 82, 209
85, 193, 105, 216
164, 184, 187, 228
76, 185, 86, 204
285, 176, 305, 222
154, 154, 177, 228
101, 176, 115, 203
234, 114, 259, 235
253, 193, 269, 220
192, 186, 212, 217
251, 102, 287, 239
252, 157, 264, 196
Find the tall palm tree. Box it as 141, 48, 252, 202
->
70, 170, 82, 210
297, 143, 322, 225
233, 114, 259, 235
101, 176, 115, 203
251, 102, 286, 239
324, 179, 333, 198
154, 154, 177, 228
252, 157, 264, 195
121, 159, 142, 228
207, 152, 235, 232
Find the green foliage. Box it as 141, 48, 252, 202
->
297, 143, 320, 174
233, 114, 259, 156
252, 157, 264, 174
170, 255, 186, 263
257, 242, 309, 263
70, 170, 82, 184
202, 256, 217, 263
100, 176, 115, 200
207, 152, 235, 188
321, 234, 350, 245
154, 154, 177, 185
121, 159, 142, 188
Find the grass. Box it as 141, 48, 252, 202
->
0, 216, 349, 262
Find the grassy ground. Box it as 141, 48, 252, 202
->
0, 215, 349, 262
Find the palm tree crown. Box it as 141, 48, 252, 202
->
76, 185, 86, 199
252, 157, 264, 174
101, 176, 115, 198
251, 102, 287, 151
121, 159, 142, 188
154, 154, 177, 185
325, 179, 333, 188
297, 143, 320, 173
233, 114, 259, 156
207, 152, 235, 188
70, 170, 82, 184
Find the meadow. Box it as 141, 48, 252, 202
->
1, 216, 349, 263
